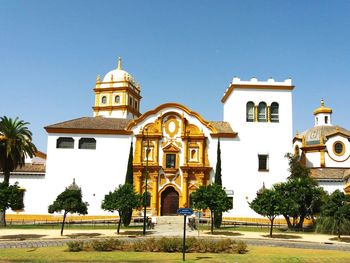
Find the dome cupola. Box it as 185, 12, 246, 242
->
313, 99, 332, 126
92, 57, 142, 119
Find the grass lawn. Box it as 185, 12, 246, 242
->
0, 246, 350, 262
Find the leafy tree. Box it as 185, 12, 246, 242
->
101, 183, 142, 234
275, 178, 325, 230
0, 116, 37, 226
123, 142, 134, 227
0, 182, 24, 226
316, 190, 350, 239
285, 152, 310, 179
48, 180, 88, 236
277, 153, 326, 230
191, 184, 231, 234
214, 138, 223, 228
249, 187, 283, 237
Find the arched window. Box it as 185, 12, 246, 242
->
101, 96, 107, 104
246, 102, 255, 122
191, 149, 197, 160
115, 95, 120, 103
146, 148, 152, 160
79, 138, 96, 150
270, 102, 279, 122
56, 137, 74, 149
258, 102, 267, 122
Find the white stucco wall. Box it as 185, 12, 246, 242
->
222, 87, 293, 217
42, 133, 131, 215
319, 181, 344, 195
305, 152, 320, 167
8, 175, 46, 215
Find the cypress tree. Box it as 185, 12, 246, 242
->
125, 142, 134, 185
214, 139, 222, 186
214, 138, 223, 228
123, 141, 134, 226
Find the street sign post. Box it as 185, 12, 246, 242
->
177, 208, 193, 261
177, 208, 193, 216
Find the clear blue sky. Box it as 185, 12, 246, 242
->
1, 1, 349, 151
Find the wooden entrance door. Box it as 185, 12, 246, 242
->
161, 187, 179, 216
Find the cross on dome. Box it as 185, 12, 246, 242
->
117, 57, 122, 70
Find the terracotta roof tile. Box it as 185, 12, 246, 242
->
310, 168, 350, 181
209, 121, 236, 134
45, 117, 131, 132
0, 164, 46, 175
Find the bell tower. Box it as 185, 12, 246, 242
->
92, 57, 142, 119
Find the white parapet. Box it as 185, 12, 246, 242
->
231, 77, 292, 86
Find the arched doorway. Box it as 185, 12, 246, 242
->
161, 186, 179, 216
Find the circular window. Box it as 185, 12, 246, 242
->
333, 141, 345, 156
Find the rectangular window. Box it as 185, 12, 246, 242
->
56, 137, 74, 149
79, 138, 96, 150
166, 154, 176, 168
258, 154, 269, 171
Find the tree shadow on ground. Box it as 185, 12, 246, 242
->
204, 231, 243, 236
0, 234, 47, 241
329, 237, 350, 243
261, 234, 302, 239
66, 233, 102, 238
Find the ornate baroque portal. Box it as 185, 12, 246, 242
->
130, 107, 213, 216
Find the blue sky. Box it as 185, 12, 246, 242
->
1, 1, 349, 151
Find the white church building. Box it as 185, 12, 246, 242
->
5, 58, 348, 219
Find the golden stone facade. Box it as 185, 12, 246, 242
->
129, 105, 213, 216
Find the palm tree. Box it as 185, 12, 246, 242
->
0, 116, 37, 226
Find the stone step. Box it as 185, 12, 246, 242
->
156, 216, 184, 225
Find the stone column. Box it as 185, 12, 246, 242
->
150, 173, 158, 216
181, 172, 189, 207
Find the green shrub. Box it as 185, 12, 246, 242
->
90, 239, 123, 251
184, 238, 248, 254
67, 237, 248, 254
316, 217, 350, 236
132, 239, 159, 252
185, 237, 197, 252
157, 237, 182, 252
67, 241, 84, 252
235, 240, 248, 254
